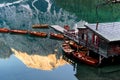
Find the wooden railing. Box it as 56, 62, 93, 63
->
108, 46, 120, 54
64, 31, 79, 43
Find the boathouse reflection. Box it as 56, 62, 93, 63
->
63, 54, 120, 80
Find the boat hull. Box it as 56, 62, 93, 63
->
32, 24, 49, 28
72, 52, 98, 66
62, 40, 98, 66
50, 33, 64, 40
61, 43, 74, 56
29, 31, 47, 37
10, 30, 28, 34
0, 28, 9, 33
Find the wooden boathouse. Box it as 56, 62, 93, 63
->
79, 22, 120, 64
64, 22, 120, 64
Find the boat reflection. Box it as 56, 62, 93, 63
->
12, 48, 68, 70
63, 54, 120, 80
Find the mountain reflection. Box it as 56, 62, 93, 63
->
0, 39, 12, 59
12, 48, 68, 70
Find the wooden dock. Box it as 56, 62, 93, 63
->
50, 25, 79, 43
50, 25, 66, 33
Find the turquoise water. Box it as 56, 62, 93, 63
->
55, 0, 120, 23
0, 0, 120, 80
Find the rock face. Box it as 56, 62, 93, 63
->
12, 48, 68, 70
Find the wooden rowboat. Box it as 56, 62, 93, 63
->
32, 24, 49, 28
72, 52, 98, 66
62, 40, 98, 66
61, 43, 74, 55
10, 30, 28, 34
69, 41, 83, 49
0, 28, 9, 33
69, 40, 88, 51
50, 33, 64, 40
29, 31, 47, 37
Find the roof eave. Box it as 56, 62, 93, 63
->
84, 24, 110, 42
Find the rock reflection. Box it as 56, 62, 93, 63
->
12, 48, 68, 70
0, 39, 12, 59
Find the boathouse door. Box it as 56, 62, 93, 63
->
92, 34, 99, 48
78, 28, 88, 47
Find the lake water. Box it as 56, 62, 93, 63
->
0, 0, 120, 80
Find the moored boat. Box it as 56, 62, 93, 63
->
69, 40, 83, 49
72, 51, 98, 66
29, 31, 47, 37
62, 41, 98, 66
10, 30, 28, 34
50, 32, 64, 40
0, 28, 9, 33
32, 24, 49, 28
69, 40, 88, 51
62, 42, 74, 55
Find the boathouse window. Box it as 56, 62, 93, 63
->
81, 33, 87, 41
92, 34, 99, 47
64, 25, 70, 31
108, 42, 120, 54
99, 39, 108, 56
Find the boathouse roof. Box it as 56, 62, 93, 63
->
50, 25, 66, 33
85, 22, 120, 42
74, 20, 87, 29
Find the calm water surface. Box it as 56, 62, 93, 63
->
0, 0, 120, 80
1, 52, 120, 80
0, 54, 77, 80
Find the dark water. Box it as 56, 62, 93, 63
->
0, 0, 120, 80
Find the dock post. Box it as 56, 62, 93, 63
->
87, 50, 89, 56
111, 55, 114, 63
99, 55, 104, 64
54, 48, 58, 63
99, 55, 102, 64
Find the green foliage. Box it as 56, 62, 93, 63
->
55, 0, 120, 23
